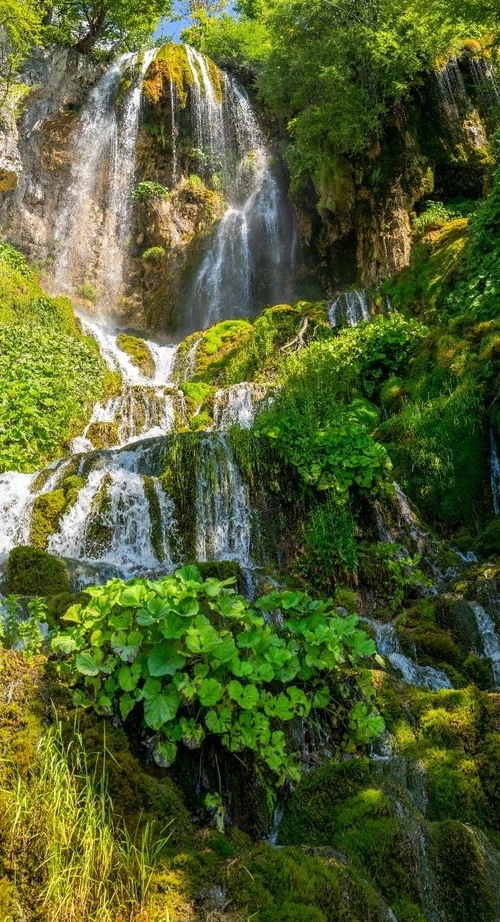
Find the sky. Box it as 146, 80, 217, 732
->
154, 1, 198, 43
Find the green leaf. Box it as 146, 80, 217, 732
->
148, 643, 186, 677
119, 693, 135, 721
118, 664, 140, 692
227, 681, 260, 710
198, 677, 224, 707
144, 686, 180, 730
75, 652, 100, 676
153, 739, 178, 768
52, 634, 77, 654
175, 565, 202, 584
119, 584, 149, 607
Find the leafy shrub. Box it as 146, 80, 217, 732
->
141, 246, 166, 261
132, 181, 170, 201
413, 201, 477, 237
0, 594, 46, 656
299, 500, 358, 589
256, 401, 391, 497
52, 566, 382, 791
78, 281, 98, 302
0, 242, 34, 279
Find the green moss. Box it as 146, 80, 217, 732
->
116, 333, 155, 378
30, 475, 85, 549
143, 475, 166, 562
5, 546, 70, 597
85, 474, 113, 557
472, 519, 500, 558
86, 421, 120, 450
226, 843, 391, 922
430, 821, 498, 922
279, 759, 371, 846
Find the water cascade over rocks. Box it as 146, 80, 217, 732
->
52, 50, 157, 309
328, 290, 371, 328
491, 429, 500, 516
185, 64, 296, 332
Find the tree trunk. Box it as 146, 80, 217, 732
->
74, 8, 107, 54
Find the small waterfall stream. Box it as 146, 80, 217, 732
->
185, 64, 295, 331
328, 290, 371, 328
362, 617, 453, 690
52, 49, 157, 310
491, 429, 500, 516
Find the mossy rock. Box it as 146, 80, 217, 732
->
116, 332, 155, 378
225, 843, 393, 922
86, 420, 120, 450
430, 820, 500, 922
5, 546, 70, 596
30, 474, 85, 549
472, 519, 500, 558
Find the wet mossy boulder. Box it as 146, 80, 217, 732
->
116, 332, 155, 378
30, 474, 85, 549
225, 843, 393, 922
430, 820, 500, 922
5, 546, 70, 597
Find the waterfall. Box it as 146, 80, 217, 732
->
491, 429, 500, 516
98, 48, 158, 308
468, 602, 500, 688
469, 58, 500, 104
169, 78, 178, 184
212, 383, 267, 430
435, 57, 471, 119
195, 434, 253, 569
328, 290, 371, 328
0, 471, 36, 560
185, 59, 295, 332
185, 45, 225, 163
362, 617, 453, 690
374, 483, 429, 558
51, 50, 156, 310
48, 444, 175, 583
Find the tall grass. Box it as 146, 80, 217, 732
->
2, 721, 170, 921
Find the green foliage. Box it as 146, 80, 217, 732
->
0, 594, 45, 656
0, 243, 106, 472
52, 566, 381, 790
132, 181, 170, 201
412, 200, 478, 237
6, 546, 71, 596
77, 281, 98, 302
44, 0, 173, 54
446, 166, 500, 321
116, 333, 155, 378
359, 543, 427, 612
141, 245, 166, 260
299, 500, 359, 590
0, 0, 45, 102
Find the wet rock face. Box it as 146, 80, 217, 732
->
0, 116, 21, 191
0, 48, 102, 263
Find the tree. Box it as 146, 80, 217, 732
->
0, 0, 45, 105
45, 0, 174, 54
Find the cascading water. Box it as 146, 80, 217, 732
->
469, 58, 500, 104
52, 49, 156, 310
195, 434, 253, 568
490, 429, 500, 516
212, 383, 268, 431
0, 471, 36, 559
184, 59, 296, 333
48, 444, 175, 584
435, 57, 471, 119
72, 315, 181, 453
468, 602, 500, 688
362, 617, 453, 691
328, 290, 371, 328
